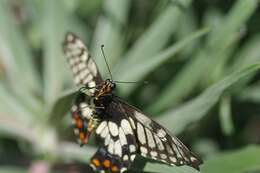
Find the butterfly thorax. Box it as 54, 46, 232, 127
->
94, 79, 116, 108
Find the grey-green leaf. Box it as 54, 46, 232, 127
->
157, 62, 260, 135
201, 145, 260, 173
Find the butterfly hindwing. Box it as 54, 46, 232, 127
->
71, 93, 95, 145
114, 97, 202, 170
63, 32, 103, 93
90, 147, 126, 173
93, 100, 138, 172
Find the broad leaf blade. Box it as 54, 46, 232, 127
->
144, 163, 200, 173
91, 0, 130, 76
118, 27, 210, 95
42, 0, 68, 106
0, 0, 40, 94
202, 145, 260, 173
114, 0, 193, 79
149, 0, 258, 113
158, 62, 260, 134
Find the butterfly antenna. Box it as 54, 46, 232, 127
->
101, 45, 113, 81
113, 80, 149, 85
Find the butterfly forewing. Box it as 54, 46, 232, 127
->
92, 100, 138, 172
63, 32, 103, 92
114, 97, 202, 170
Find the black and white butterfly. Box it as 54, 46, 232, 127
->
63, 32, 203, 173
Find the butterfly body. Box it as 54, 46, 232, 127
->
63, 32, 202, 173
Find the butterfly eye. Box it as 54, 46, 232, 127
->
111, 83, 116, 89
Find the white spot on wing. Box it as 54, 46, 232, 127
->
88, 58, 97, 76
129, 145, 136, 152
120, 167, 127, 173
129, 117, 136, 129
66, 33, 74, 42
74, 129, 79, 135
108, 122, 119, 136
96, 121, 107, 134
145, 128, 155, 148
157, 129, 167, 138
83, 74, 93, 84
81, 107, 92, 119
134, 111, 152, 126
150, 151, 158, 157
88, 81, 96, 88
154, 135, 164, 151
123, 155, 129, 161
121, 119, 133, 135
190, 156, 197, 162
88, 81, 96, 93
140, 146, 148, 154
137, 123, 146, 145
81, 49, 88, 61
130, 155, 136, 161
71, 105, 77, 112
114, 140, 122, 157
108, 140, 114, 154
160, 153, 167, 159
105, 134, 111, 146
119, 128, 127, 146
100, 126, 109, 138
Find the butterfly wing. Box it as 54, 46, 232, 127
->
71, 92, 96, 145
114, 97, 203, 170
92, 100, 138, 173
63, 32, 103, 145
63, 32, 103, 93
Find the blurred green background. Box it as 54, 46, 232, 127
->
0, 0, 260, 173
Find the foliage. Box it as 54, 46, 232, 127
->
0, 0, 260, 172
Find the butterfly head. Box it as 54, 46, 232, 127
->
96, 79, 116, 98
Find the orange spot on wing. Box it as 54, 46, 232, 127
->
92, 158, 101, 167
79, 132, 85, 141
111, 165, 119, 172
76, 119, 83, 129
103, 159, 111, 168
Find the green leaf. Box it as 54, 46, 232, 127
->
0, 167, 27, 173
0, 1, 42, 113
0, 82, 34, 125
114, 0, 193, 80
219, 95, 235, 136
0, 0, 40, 94
48, 89, 76, 125
118, 27, 210, 95
230, 34, 260, 72
237, 84, 260, 102
42, 0, 68, 106
57, 142, 96, 162
175, 9, 198, 59
91, 0, 130, 76
202, 145, 260, 173
144, 163, 200, 173
157, 62, 260, 135
0, 114, 36, 144
149, 0, 258, 113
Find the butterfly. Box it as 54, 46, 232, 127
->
63, 32, 203, 173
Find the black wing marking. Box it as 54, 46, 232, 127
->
114, 97, 203, 170
71, 92, 95, 145
63, 32, 103, 93
93, 100, 138, 173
